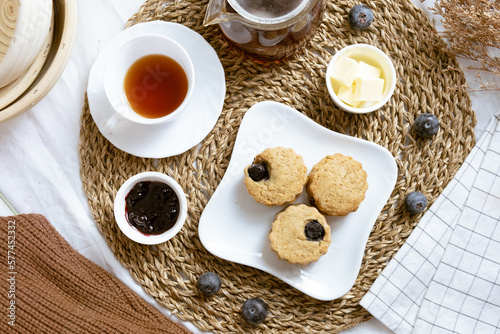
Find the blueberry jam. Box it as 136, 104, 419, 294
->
125, 181, 179, 235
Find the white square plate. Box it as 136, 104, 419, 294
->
199, 101, 398, 300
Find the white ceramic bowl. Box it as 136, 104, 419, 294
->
114, 171, 188, 245
0, 0, 77, 123
326, 44, 396, 114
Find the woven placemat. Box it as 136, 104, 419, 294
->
79, 0, 476, 332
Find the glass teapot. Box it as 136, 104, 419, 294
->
204, 0, 325, 61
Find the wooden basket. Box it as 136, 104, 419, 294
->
0, 0, 77, 122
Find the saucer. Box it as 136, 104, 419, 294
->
199, 101, 398, 300
87, 21, 226, 158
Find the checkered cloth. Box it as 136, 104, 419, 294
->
361, 114, 500, 333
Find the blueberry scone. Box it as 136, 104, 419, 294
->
244, 147, 307, 206
268, 204, 331, 265
306, 153, 368, 216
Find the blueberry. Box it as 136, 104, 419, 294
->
126, 181, 150, 207
414, 113, 440, 138
248, 163, 269, 182
348, 4, 374, 30
197, 272, 221, 296
128, 211, 148, 226
404, 191, 427, 214
309, 196, 316, 205
242, 298, 268, 326
305, 220, 325, 241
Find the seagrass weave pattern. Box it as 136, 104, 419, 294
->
79, 0, 476, 332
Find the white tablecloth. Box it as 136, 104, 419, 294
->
0, 1, 498, 333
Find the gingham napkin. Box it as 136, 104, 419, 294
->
360, 114, 500, 333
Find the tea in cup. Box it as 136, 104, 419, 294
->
103, 34, 195, 134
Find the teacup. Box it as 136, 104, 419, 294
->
103, 34, 195, 134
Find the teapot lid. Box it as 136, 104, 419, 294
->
228, 0, 309, 24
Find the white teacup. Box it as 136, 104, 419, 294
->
103, 34, 195, 134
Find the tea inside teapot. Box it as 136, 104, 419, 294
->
229, 0, 308, 22
205, 0, 325, 61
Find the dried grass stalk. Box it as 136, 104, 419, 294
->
430, 0, 500, 90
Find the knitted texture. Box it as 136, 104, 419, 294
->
0, 214, 191, 334
79, 0, 477, 332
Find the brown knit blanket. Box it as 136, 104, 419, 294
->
0, 214, 191, 334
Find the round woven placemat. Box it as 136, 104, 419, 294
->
79, 0, 476, 332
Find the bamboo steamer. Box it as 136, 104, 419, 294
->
0, 0, 52, 88
0, 0, 18, 64
0, 0, 77, 122
0, 11, 54, 109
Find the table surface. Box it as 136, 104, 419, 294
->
0, 1, 498, 333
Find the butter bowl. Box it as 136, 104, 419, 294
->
326, 44, 396, 114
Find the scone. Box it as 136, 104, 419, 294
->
268, 204, 331, 265
306, 153, 368, 216
244, 147, 307, 206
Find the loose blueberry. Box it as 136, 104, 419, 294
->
197, 272, 221, 296
242, 298, 268, 326
305, 220, 325, 241
413, 113, 440, 138
248, 163, 269, 182
404, 191, 427, 214
348, 4, 374, 30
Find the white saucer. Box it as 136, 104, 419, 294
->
87, 21, 226, 158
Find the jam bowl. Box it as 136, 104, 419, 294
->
114, 171, 188, 245
326, 44, 396, 114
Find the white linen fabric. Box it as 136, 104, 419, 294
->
0, 1, 203, 333
361, 115, 500, 333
